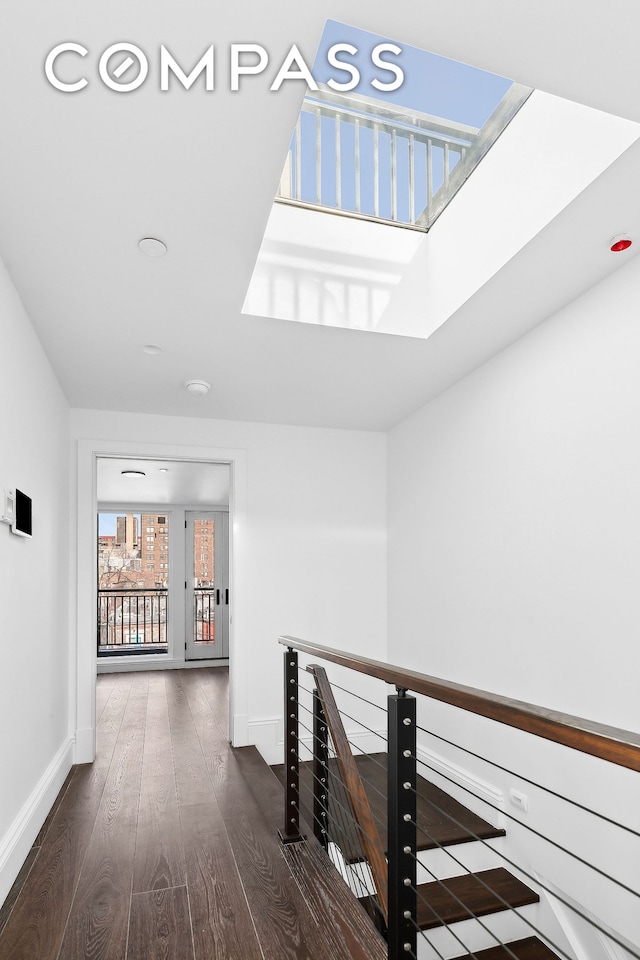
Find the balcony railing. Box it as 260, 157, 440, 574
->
276, 83, 531, 230
194, 586, 216, 644
97, 587, 167, 656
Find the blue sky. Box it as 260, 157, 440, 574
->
314, 20, 513, 127
286, 21, 516, 223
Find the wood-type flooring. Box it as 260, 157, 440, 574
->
0, 668, 386, 960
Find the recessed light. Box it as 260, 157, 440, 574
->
158, 468, 169, 473
142, 344, 163, 355
610, 235, 633, 252
184, 379, 212, 396
138, 238, 167, 258
121, 470, 146, 478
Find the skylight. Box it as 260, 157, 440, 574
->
243, 23, 640, 339
275, 21, 531, 230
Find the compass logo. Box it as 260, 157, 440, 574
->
44, 42, 405, 93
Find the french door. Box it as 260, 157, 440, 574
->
185, 510, 229, 660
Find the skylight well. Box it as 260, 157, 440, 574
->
243, 21, 640, 340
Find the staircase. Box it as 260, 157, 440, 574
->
275, 752, 563, 960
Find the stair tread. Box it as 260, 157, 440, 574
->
416, 867, 539, 930
272, 752, 505, 864
450, 936, 562, 959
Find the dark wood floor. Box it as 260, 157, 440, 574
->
0, 669, 385, 960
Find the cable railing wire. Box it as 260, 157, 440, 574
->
407, 878, 526, 960
409, 803, 640, 960
295, 714, 390, 828
303, 695, 638, 904
293, 734, 558, 960
287, 659, 639, 959
295, 689, 524, 952
416, 722, 640, 838
323, 679, 389, 713
405, 814, 576, 960
292, 725, 390, 849
413, 752, 640, 900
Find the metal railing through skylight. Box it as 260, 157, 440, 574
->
275, 24, 532, 230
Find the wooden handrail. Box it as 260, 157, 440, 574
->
309, 665, 389, 921
279, 636, 640, 773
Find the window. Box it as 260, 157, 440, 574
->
146, 526, 154, 533
157, 516, 166, 524
146, 535, 154, 542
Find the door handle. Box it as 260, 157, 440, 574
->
216, 589, 220, 605
225, 588, 229, 605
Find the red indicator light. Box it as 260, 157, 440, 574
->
610, 237, 632, 252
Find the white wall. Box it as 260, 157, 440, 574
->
70, 408, 387, 764
0, 258, 71, 906
388, 254, 640, 730
387, 255, 640, 952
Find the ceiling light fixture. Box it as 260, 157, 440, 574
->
121, 469, 146, 478
142, 343, 163, 355
138, 238, 167, 258
158, 468, 169, 473
184, 379, 212, 396
610, 235, 633, 252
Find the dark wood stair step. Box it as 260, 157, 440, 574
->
272, 752, 505, 864
417, 867, 539, 930
450, 936, 562, 959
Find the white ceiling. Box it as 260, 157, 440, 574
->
97, 458, 230, 506
2, 1, 640, 432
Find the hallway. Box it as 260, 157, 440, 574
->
0, 669, 385, 959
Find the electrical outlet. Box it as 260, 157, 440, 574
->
509, 788, 529, 812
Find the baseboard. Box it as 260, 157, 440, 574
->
0, 736, 74, 907
250, 716, 282, 764
253, 722, 388, 767
416, 743, 504, 827
74, 726, 95, 764
232, 713, 249, 747
97, 657, 229, 674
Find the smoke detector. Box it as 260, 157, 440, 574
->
184, 379, 212, 396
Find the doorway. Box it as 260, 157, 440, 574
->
76, 437, 248, 766
95, 457, 231, 667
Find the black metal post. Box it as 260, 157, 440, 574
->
387, 689, 417, 960
312, 688, 329, 849
279, 647, 305, 844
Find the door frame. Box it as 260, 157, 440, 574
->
75, 437, 248, 763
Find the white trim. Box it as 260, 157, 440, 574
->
233, 713, 249, 746
74, 727, 95, 764
295, 727, 387, 762
97, 657, 228, 673
249, 715, 282, 763
255, 723, 388, 767
416, 743, 505, 827
539, 874, 637, 960
0, 737, 74, 906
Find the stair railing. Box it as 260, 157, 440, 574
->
309, 664, 390, 921
278, 636, 640, 960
